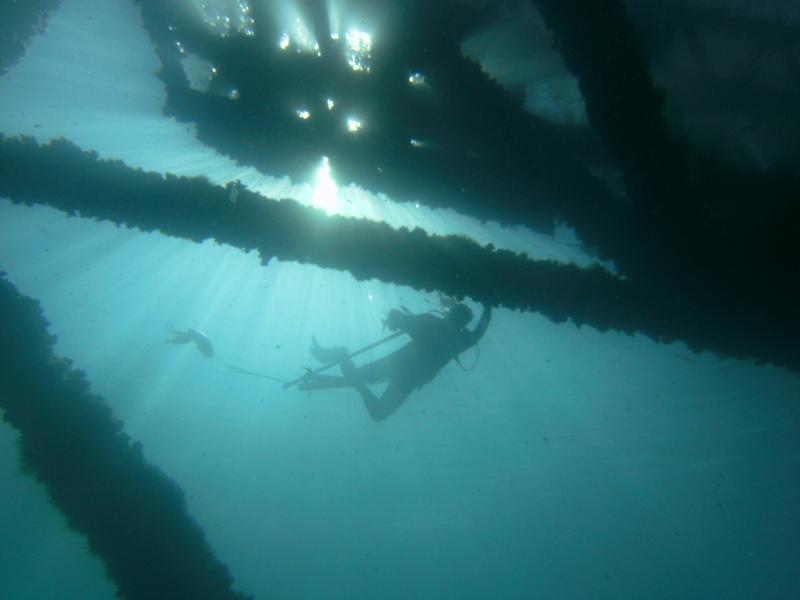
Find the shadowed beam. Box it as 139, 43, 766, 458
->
0, 134, 796, 372
0, 272, 253, 600
0, 0, 62, 78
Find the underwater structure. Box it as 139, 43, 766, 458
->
1, 1, 799, 598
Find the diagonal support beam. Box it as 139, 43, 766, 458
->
529, 0, 700, 278
0, 134, 796, 372
0, 272, 252, 600
0, 0, 62, 78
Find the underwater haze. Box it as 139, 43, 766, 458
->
1, 1, 799, 599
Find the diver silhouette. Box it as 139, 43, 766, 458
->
165, 328, 214, 357
299, 303, 492, 422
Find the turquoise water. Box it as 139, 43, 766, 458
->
1, 1, 799, 599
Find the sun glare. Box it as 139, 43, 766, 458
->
325, 0, 341, 41
312, 156, 338, 214
191, 0, 255, 37
277, 14, 320, 55
345, 28, 372, 72
346, 117, 362, 133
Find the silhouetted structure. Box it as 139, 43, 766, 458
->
1, 2, 798, 597
0, 272, 252, 600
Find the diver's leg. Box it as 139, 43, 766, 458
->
358, 379, 415, 423
165, 330, 190, 344
349, 354, 395, 384
338, 359, 378, 412
339, 353, 414, 421
297, 374, 349, 391
299, 355, 389, 393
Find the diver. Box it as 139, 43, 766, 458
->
165, 328, 214, 358
298, 303, 492, 422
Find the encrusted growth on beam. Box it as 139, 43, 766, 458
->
0, 272, 252, 600
0, 134, 796, 371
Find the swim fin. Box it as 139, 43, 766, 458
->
310, 336, 349, 363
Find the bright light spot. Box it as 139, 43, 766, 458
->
192, 0, 255, 38
326, 0, 341, 42
408, 72, 425, 85
277, 18, 320, 55
346, 29, 371, 48
228, 88, 240, 100
410, 139, 424, 148
291, 17, 320, 54
368, 293, 374, 300
296, 108, 311, 120
345, 29, 372, 72
347, 118, 362, 132
326, 98, 335, 110
312, 157, 338, 214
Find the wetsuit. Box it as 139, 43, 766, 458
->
342, 305, 492, 421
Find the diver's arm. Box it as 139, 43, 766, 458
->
465, 304, 492, 345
